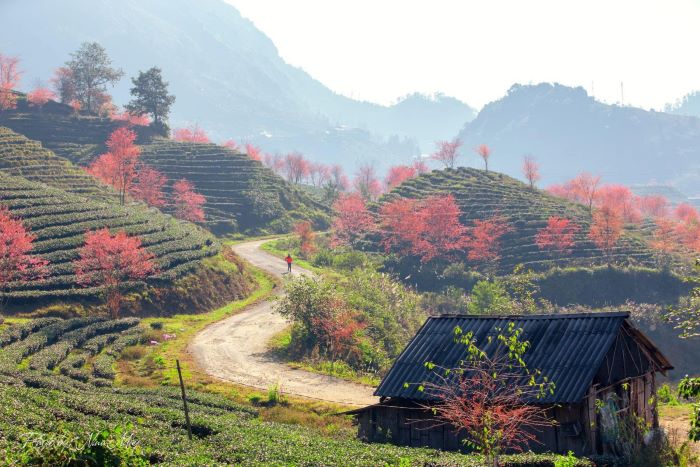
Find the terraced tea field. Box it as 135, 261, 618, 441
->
0, 108, 140, 165
0, 317, 588, 465
0, 172, 216, 301
0, 127, 116, 202
381, 167, 658, 271
0, 110, 330, 233
139, 140, 330, 233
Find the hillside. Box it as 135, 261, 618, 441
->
0, 167, 216, 303
0, 109, 329, 234
0, 0, 474, 168
456, 83, 700, 192
0, 126, 115, 201
380, 167, 658, 271
139, 140, 330, 234
666, 90, 700, 119
0, 103, 146, 165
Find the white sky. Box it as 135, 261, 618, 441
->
225, 0, 700, 110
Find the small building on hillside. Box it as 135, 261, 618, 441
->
349, 313, 672, 456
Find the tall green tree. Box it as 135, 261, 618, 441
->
126, 67, 175, 135
66, 42, 123, 115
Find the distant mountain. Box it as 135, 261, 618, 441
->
316, 92, 476, 151
456, 83, 700, 193
666, 91, 700, 119
0, 0, 474, 169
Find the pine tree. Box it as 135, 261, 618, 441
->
126, 67, 175, 136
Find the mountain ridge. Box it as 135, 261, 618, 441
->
456, 83, 700, 192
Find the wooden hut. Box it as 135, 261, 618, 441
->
349, 313, 672, 455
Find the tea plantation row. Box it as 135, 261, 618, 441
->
139, 140, 330, 233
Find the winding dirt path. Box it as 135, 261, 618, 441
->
189, 239, 378, 406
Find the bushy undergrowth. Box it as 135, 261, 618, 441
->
275, 261, 426, 375
535, 265, 689, 306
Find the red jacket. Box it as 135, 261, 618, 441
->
285, 256, 292, 264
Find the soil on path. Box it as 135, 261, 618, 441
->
189, 239, 378, 406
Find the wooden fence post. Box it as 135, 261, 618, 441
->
176, 359, 193, 440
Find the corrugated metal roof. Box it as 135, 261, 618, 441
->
375, 312, 634, 404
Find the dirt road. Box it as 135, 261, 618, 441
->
189, 239, 378, 406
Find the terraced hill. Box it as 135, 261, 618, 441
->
378, 167, 659, 272
0, 171, 216, 302
139, 140, 329, 233
0, 106, 141, 165
0, 109, 330, 234
0, 127, 117, 202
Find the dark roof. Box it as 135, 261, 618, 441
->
375, 312, 671, 404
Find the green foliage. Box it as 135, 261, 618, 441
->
537, 265, 688, 307
554, 451, 578, 467
267, 383, 285, 407
667, 262, 700, 338
277, 270, 425, 374
66, 42, 124, 115
12, 424, 149, 466
126, 67, 175, 131
467, 280, 512, 315
678, 376, 700, 441
656, 383, 680, 406
311, 248, 334, 267
502, 265, 542, 314
344, 269, 425, 369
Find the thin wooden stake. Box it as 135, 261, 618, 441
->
176, 359, 192, 440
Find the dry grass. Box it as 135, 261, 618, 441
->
660, 403, 700, 460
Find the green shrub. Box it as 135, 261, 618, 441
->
12, 424, 150, 466
536, 266, 689, 306
331, 250, 368, 270
554, 451, 578, 467
311, 248, 334, 267
468, 280, 512, 315
248, 392, 265, 405
657, 383, 679, 406
267, 383, 284, 406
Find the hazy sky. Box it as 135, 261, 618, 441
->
226, 0, 700, 110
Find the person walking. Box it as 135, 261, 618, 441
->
285, 253, 293, 273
